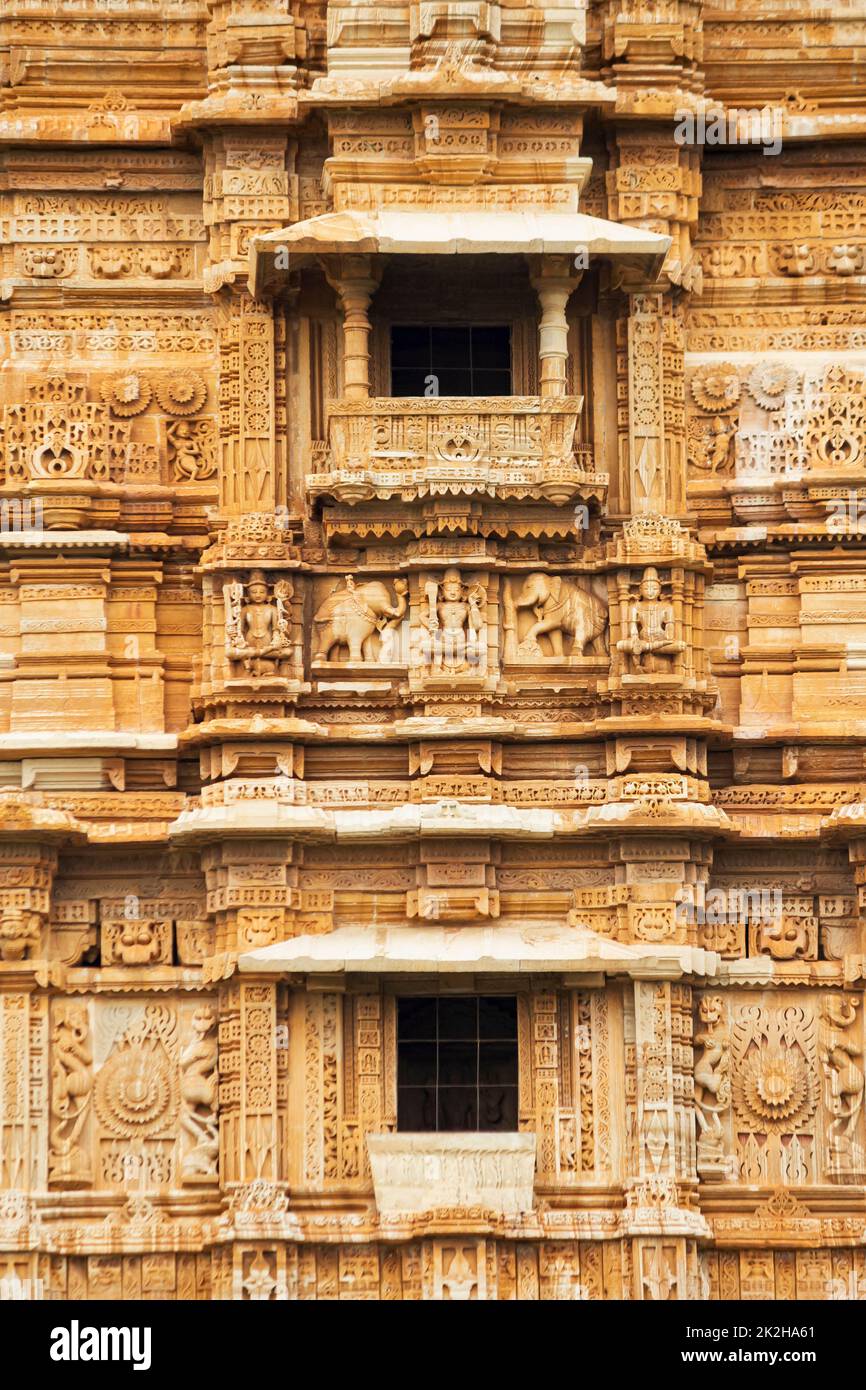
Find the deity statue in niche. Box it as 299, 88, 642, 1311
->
617, 567, 685, 674
224, 569, 293, 676
418, 568, 486, 674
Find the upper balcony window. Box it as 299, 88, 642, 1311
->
397, 994, 519, 1132
390, 325, 512, 398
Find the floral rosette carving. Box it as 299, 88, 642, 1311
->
155, 373, 207, 416
747, 362, 799, 411
690, 363, 741, 414
93, 1005, 179, 1139
731, 1005, 817, 1133
100, 372, 152, 417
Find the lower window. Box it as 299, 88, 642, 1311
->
397, 994, 518, 1132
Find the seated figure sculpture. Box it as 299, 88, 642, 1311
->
617, 566, 685, 674
224, 570, 292, 676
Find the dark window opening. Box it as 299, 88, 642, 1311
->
397, 995, 518, 1132
390, 325, 511, 397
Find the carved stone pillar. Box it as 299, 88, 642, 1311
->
616, 292, 687, 517
217, 290, 281, 515
324, 256, 382, 402
218, 977, 281, 1186
0, 983, 48, 1193
530, 257, 579, 399
625, 978, 705, 1299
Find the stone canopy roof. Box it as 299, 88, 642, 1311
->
249, 209, 672, 295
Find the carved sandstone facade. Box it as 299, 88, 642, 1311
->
1, 1, 865, 1303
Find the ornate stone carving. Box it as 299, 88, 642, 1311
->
503, 573, 608, 661
224, 570, 293, 675
180, 1006, 219, 1182
690, 363, 741, 415
731, 1005, 818, 1185
415, 568, 487, 675
100, 373, 153, 418
167, 420, 217, 482
101, 918, 172, 966
616, 568, 685, 674
2, 0, 865, 1307
0, 907, 41, 961
312, 577, 408, 664
93, 1006, 180, 1143
48, 1004, 92, 1187
155, 373, 208, 417
819, 995, 864, 1179
693, 996, 731, 1180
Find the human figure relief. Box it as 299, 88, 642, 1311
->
694, 996, 731, 1174
167, 420, 214, 482
180, 1006, 219, 1180
617, 567, 686, 674
420, 568, 486, 673
48, 1005, 92, 1184
312, 575, 408, 663
224, 570, 292, 676
819, 995, 864, 1173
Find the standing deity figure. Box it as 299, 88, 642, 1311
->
419, 568, 486, 673
180, 1006, 219, 1181
617, 567, 685, 673
48, 1004, 92, 1184
694, 996, 731, 1175
819, 995, 864, 1172
224, 570, 292, 676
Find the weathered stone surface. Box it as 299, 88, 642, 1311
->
367, 1133, 537, 1217
0, 0, 864, 1305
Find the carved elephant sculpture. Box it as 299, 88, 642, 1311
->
513, 572, 608, 658
312, 578, 408, 662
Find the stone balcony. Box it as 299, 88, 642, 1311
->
306, 396, 605, 508
367, 1132, 537, 1219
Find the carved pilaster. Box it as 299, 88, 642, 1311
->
217, 291, 281, 515
219, 978, 280, 1186
616, 293, 687, 519
0, 986, 47, 1193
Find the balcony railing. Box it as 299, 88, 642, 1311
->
367, 1132, 537, 1219
307, 396, 605, 506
